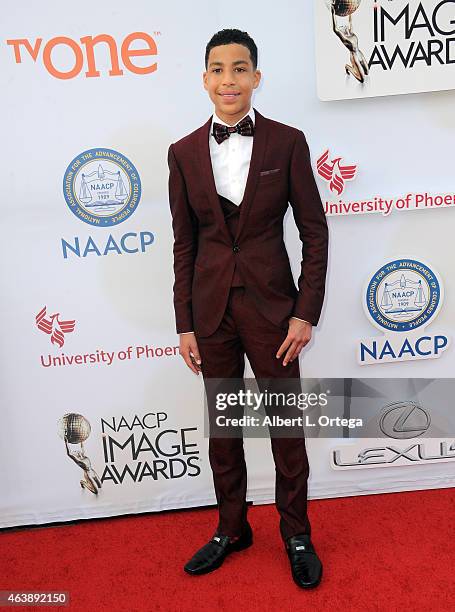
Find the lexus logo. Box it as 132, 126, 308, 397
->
379, 401, 430, 439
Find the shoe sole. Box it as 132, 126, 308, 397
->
184, 537, 253, 575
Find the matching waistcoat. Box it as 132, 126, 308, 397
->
218, 194, 244, 288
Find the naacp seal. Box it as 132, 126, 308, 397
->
365, 259, 442, 333
63, 148, 141, 227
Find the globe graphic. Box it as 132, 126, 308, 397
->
325, 0, 362, 16
58, 413, 91, 444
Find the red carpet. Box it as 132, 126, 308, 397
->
1, 488, 454, 611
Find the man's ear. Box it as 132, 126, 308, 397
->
203, 71, 208, 90
253, 69, 262, 89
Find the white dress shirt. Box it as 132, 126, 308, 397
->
209, 107, 255, 206
180, 106, 308, 333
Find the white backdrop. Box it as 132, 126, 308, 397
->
1, 0, 454, 529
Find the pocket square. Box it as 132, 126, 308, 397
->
260, 168, 280, 176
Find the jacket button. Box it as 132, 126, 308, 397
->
233, 245, 240, 253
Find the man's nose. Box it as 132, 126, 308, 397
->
222, 71, 236, 86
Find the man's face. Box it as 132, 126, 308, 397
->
203, 43, 261, 124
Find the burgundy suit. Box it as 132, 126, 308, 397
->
168, 108, 328, 541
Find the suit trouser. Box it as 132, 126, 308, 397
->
195, 286, 311, 542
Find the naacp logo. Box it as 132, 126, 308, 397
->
359, 258, 448, 364
63, 148, 141, 227
366, 259, 441, 333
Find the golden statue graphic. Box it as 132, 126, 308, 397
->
58, 413, 102, 495
330, 0, 369, 83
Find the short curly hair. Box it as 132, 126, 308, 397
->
205, 29, 258, 70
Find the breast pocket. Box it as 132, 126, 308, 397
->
258, 169, 282, 184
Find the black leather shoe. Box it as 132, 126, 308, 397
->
286, 534, 323, 588
184, 522, 253, 575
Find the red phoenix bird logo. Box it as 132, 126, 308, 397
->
316, 149, 357, 195
36, 306, 76, 348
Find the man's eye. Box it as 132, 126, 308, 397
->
235, 68, 245, 72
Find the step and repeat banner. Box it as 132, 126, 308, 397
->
1, 0, 454, 528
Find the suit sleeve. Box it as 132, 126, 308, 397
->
288, 130, 329, 326
168, 144, 198, 334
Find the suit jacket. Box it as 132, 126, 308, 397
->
167, 108, 329, 338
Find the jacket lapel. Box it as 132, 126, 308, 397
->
197, 107, 268, 243
236, 108, 267, 241
197, 115, 231, 243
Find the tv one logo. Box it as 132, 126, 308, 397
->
6, 32, 159, 80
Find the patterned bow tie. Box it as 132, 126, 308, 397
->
212, 115, 255, 145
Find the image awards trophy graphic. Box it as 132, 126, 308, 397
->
326, 0, 368, 83
58, 413, 102, 495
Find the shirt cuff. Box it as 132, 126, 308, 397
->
290, 317, 311, 325
179, 331, 194, 335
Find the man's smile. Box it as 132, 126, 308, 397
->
218, 92, 241, 99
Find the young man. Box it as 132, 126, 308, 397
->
167, 29, 328, 589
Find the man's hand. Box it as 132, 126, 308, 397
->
179, 332, 202, 374
276, 319, 312, 366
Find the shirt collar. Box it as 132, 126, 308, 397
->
211, 106, 255, 130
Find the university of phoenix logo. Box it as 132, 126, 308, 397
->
316, 149, 357, 195
358, 258, 449, 365
36, 306, 76, 348
63, 148, 142, 227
